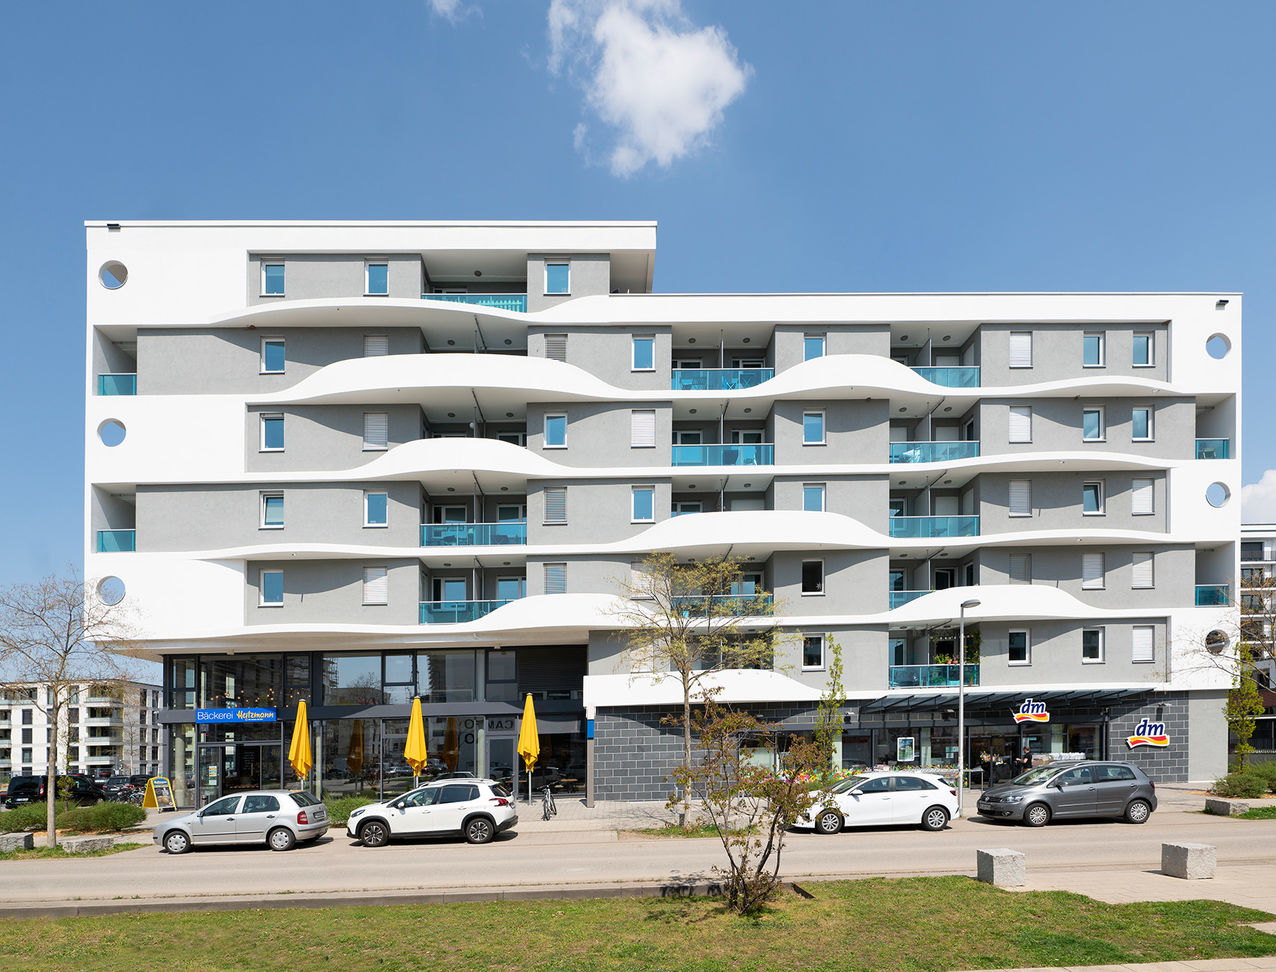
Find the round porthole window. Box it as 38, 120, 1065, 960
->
1205, 482, 1230, 508
97, 576, 126, 606
99, 261, 128, 290
98, 419, 126, 447
1205, 630, 1229, 654
1206, 333, 1231, 360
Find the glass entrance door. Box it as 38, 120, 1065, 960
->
200, 743, 282, 803
486, 735, 516, 795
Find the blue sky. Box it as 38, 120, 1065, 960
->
0, 0, 1273, 588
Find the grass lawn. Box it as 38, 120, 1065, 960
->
0, 876, 1273, 971
0, 842, 145, 862
1241, 806, 1276, 819
621, 823, 744, 839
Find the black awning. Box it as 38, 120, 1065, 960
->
859, 687, 1152, 714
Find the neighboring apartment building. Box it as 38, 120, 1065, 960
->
85, 220, 1240, 807
0, 681, 163, 780
1239, 523, 1276, 759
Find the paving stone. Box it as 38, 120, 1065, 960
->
1160, 842, 1216, 880
976, 847, 1025, 887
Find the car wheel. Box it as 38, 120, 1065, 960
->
921, 806, 950, 832
358, 819, 390, 848
1124, 799, 1152, 824
163, 830, 190, 855
815, 810, 843, 835
267, 827, 296, 852
1023, 803, 1051, 828
464, 816, 495, 844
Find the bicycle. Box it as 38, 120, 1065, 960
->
540, 784, 557, 821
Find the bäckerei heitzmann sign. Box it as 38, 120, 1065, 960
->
195, 707, 277, 724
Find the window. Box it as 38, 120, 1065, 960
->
630, 410, 655, 448
1132, 407, 1153, 441
364, 335, 389, 357
1133, 332, 1154, 367
260, 492, 284, 530
260, 338, 285, 374
1131, 551, 1154, 589
1082, 407, 1105, 441
358, 411, 389, 451
1242, 541, 1266, 561
262, 262, 285, 296
803, 484, 825, 512
1132, 625, 1155, 663
1009, 479, 1031, 517
1082, 628, 1104, 663
803, 411, 825, 444
1008, 630, 1030, 665
544, 563, 567, 595
1083, 331, 1105, 367
544, 334, 567, 362
802, 635, 825, 671
631, 486, 655, 522
1008, 406, 1032, 443
496, 576, 526, 601
543, 487, 567, 524
365, 261, 389, 296
364, 491, 388, 528
1082, 481, 1104, 515
545, 262, 570, 295
673, 501, 702, 516
1132, 478, 1154, 515
544, 413, 567, 449
1009, 553, 1031, 584
801, 560, 824, 595
243, 794, 281, 814
1082, 552, 1105, 590
1008, 331, 1033, 368
260, 570, 284, 606
804, 334, 825, 361
632, 336, 655, 371
260, 414, 284, 451
362, 567, 389, 606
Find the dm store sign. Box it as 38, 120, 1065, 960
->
1126, 718, 1170, 748
1012, 698, 1050, 724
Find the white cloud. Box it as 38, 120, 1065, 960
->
548, 0, 751, 176
1243, 471, 1276, 522
428, 0, 464, 20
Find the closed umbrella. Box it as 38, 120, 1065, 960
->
288, 700, 312, 787
346, 719, 364, 787
442, 717, 459, 771
516, 693, 540, 803
404, 697, 429, 788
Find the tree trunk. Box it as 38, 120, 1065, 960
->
45, 700, 58, 849
681, 681, 692, 829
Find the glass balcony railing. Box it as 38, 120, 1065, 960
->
96, 530, 136, 553
422, 293, 527, 313
888, 515, 979, 539
889, 441, 980, 464
912, 366, 980, 388
671, 368, 775, 390
419, 599, 515, 624
1195, 584, 1230, 606
420, 522, 527, 546
889, 664, 980, 688
888, 590, 930, 609
671, 443, 774, 466
97, 374, 137, 396
670, 593, 774, 616
1195, 438, 1230, 459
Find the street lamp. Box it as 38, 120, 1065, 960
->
957, 597, 981, 817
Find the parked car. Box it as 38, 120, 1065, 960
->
794, 771, 959, 834
102, 775, 134, 797
4, 774, 106, 808
348, 779, 517, 846
128, 774, 153, 789
976, 760, 1156, 827
154, 790, 328, 854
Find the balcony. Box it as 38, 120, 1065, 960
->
889, 590, 930, 609
889, 664, 980, 688
84, 734, 123, 746
912, 366, 980, 388
889, 441, 979, 464
421, 293, 527, 313
0, 759, 10, 769
671, 444, 774, 466
1196, 584, 1230, 607
83, 715, 124, 727
421, 522, 527, 546
84, 754, 116, 765
419, 599, 514, 624
670, 593, 774, 616
889, 515, 980, 539
97, 373, 137, 396
672, 368, 775, 391
96, 530, 136, 553
1196, 438, 1230, 459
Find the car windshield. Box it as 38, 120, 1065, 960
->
1010, 766, 1063, 786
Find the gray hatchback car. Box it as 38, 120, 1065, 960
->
155, 790, 329, 853
976, 760, 1156, 827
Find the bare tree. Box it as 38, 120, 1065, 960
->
0, 569, 140, 846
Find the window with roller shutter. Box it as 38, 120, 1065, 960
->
362, 567, 389, 605
1131, 552, 1154, 589
543, 488, 566, 524
364, 335, 389, 356
544, 563, 566, 595
363, 412, 389, 451
1009, 332, 1033, 368
1082, 552, 1105, 590
1131, 478, 1154, 515
1009, 553, 1030, 584
544, 334, 567, 362
1009, 480, 1031, 517
1132, 625, 1155, 663
630, 410, 656, 448
1009, 406, 1032, 443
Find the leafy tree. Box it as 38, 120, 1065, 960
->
1227, 640, 1267, 772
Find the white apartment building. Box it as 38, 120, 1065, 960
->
85, 220, 1239, 807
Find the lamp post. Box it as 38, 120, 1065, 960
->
957, 597, 981, 817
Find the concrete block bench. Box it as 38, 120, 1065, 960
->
60, 835, 116, 854
1162, 842, 1215, 879
976, 848, 1026, 887
0, 832, 35, 853
1205, 797, 1251, 816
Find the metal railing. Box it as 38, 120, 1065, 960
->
889, 664, 980, 688
96, 530, 136, 552
889, 441, 980, 464
888, 515, 980, 539
671, 443, 774, 466
97, 373, 137, 396
888, 590, 930, 609
420, 522, 527, 546
1195, 438, 1230, 459
671, 368, 775, 390
419, 599, 515, 624
1195, 584, 1230, 606
422, 293, 527, 313
912, 366, 980, 387
670, 593, 774, 616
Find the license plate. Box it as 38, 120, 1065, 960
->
314, 810, 326, 821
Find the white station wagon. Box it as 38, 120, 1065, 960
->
348, 778, 518, 846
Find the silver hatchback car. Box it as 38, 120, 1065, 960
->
976, 760, 1156, 827
155, 790, 329, 854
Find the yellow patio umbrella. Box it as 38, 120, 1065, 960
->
404, 697, 429, 787
442, 717, 459, 771
346, 719, 364, 788
516, 693, 540, 802
288, 700, 313, 785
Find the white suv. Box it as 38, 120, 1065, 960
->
347, 779, 518, 846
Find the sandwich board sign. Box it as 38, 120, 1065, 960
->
143, 776, 177, 811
